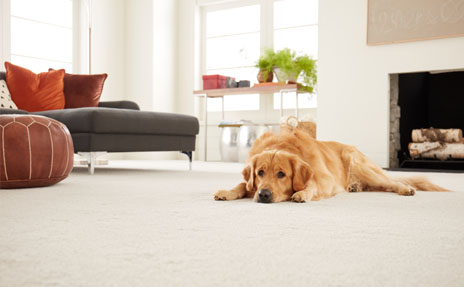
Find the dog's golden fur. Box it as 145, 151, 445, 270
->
214, 130, 448, 203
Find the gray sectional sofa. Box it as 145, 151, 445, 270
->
0, 72, 199, 173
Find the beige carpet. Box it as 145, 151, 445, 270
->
1, 160, 464, 287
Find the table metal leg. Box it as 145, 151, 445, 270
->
295, 90, 299, 119
221, 96, 225, 120
280, 90, 284, 118
204, 94, 208, 161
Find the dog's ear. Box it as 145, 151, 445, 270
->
242, 165, 252, 189
242, 155, 257, 192
291, 156, 312, 192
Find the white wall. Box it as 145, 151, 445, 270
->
177, 0, 197, 116
153, 0, 178, 114
318, 0, 464, 167
125, 0, 154, 111
90, 0, 126, 102
125, 0, 178, 113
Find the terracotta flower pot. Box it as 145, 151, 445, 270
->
257, 70, 273, 83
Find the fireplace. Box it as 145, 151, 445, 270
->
389, 70, 464, 170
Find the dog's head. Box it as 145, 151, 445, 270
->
242, 150, 312, 203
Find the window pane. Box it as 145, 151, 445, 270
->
224, 94, 259, 111
204, 4, 261, 112
207, 94, 260, 112
206, 33, 260, 70
207, 5, 260, 37
11, 0, 72, 28
11, 55, 72, 73
273, 0, 318, 109
273, 92, 317, 109
274, 0, 318, 29
11, 17, 72, 63
274, 26, 318, 58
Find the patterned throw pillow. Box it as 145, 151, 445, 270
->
0, 80, 18, 109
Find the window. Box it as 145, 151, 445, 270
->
273, 0, 318, 57
201, 0, 318, 112
10, 0, 73, 73
203, 4, 261, 111
273, 0, 318, 109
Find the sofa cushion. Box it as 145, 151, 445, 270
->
5, 62, 65, 112
37, 108, 199, 136
50, 69, 108, 109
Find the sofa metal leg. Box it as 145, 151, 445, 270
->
88, 156, 95, 175
181, 151, 193, 171
78, 152, 106, 174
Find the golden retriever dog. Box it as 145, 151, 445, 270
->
214, 130, 448, 203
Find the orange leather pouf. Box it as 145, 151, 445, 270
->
0, 115, 74, 189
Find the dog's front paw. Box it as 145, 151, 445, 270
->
347, 182, 362, 192
398, 186, 416, 196
291, 191, 307, 203
214, 190, 233, 201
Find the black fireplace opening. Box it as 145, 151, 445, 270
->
397, 71, 464, 171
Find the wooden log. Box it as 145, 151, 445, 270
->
409, 142, 442, 158
409, 142, 464, 160
411, 128, 463, 143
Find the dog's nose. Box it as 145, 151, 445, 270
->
258, 189, 272, 203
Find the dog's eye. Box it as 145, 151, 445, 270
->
277, 171, 285, 178
258, 170, 264, 177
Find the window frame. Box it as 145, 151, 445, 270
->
1, 0, 80, 73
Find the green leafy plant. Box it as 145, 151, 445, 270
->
294, 54, 317, 93
255, 48, 276, 81
273, 48, 297, 79
256, 48, 317, 93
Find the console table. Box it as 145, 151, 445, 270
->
194, 84, 301, 161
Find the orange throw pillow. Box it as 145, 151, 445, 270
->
5, 62, 65, 112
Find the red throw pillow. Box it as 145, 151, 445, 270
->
50, 69, 108, 108
5, 62, 65, 112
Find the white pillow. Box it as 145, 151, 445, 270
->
0, 80, 18, 109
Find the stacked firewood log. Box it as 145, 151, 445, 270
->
408, 128, 464, 160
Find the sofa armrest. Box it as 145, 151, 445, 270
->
98, 101, 140, 110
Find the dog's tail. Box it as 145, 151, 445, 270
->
396, 176, 450, 191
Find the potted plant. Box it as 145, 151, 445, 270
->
255, 48, 275, 83
294, 54, 317, 93
272, 48, 298, 82
272, 48, 317, 93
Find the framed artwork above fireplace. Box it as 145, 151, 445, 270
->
367, 0, 464, 45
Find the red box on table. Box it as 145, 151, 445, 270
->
202, 75, 227, 90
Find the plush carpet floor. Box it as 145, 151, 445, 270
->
1, 161, 464, 287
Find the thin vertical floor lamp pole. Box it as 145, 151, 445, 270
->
88, 26, 91, 74
84, 0, 92, 74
